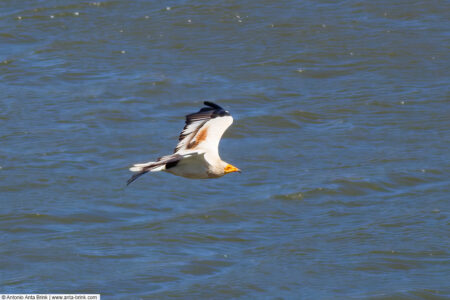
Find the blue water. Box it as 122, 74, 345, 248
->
1, 0, 449, 298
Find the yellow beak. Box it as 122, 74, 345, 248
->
224, 164, 241, 174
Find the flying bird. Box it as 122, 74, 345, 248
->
127, 101, 240, 185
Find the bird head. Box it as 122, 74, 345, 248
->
224, 163, 241, 174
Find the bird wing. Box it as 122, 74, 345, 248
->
174, 101, 233, 156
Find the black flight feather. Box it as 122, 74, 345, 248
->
204, 101, 224, 110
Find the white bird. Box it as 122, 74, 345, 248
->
127, 101, 240, 185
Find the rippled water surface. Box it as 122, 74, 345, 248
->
1, 0, 449, 299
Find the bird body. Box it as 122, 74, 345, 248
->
127, 102, 240, 185
165, 152, 222, 179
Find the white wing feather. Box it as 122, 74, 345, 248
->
192, 115, 233, 156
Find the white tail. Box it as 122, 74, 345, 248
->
129, 162, 166, 173
129, 166, 144, 172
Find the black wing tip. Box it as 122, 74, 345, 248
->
186, 101, 230, 120
204, 101, 224, 110
203, 101, 230, 117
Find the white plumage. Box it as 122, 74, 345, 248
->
127, 102, 240, 185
